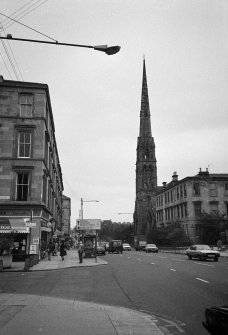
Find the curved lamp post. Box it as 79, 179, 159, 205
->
0, 35, 121, 55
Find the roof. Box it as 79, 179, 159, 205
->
156, 173, 228, 195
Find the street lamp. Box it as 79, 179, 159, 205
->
81, 198, 99, 221
0, 35, 121, 55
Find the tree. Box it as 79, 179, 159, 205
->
196, 211, 226, 245
99, 221, 133, 244
148, 221, 192, 247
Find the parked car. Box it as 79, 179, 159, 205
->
95, 243, 106, 256
108, 240, 123, 254
145, 244, 158, 253
186, 244, 220, 262
202, 305, 228, 335
122, 243, 131, 251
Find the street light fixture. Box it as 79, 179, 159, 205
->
81, 198, 99, 220
0, 35, 121, 55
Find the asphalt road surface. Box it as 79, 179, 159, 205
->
1, 251, 228, 334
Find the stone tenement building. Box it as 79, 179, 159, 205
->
0, 76, 70, 259
133, 62, 228, 243
156, 169, 228, 242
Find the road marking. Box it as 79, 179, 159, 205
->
157, 255, 167, 259
196, 277, 209, 284
172, 258, 186, 262
150, 262, 155, 265
193, 262, 214, 267
170, 269, 176, 272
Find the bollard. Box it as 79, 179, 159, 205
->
29, 255, 34, 267
24, 257, 30, 271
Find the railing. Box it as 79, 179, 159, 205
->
159, 247, 188, 254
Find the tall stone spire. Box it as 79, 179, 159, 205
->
134, 59, 157, 241
139, 59, 152, 137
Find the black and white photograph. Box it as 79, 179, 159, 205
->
0, 1, 228, 334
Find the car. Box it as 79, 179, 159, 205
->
202, 305, 228, 335
108, 240, 123, 254
145, 244, 158, 253
122, 243, 131, 251
95, 243, 106, 256
186, 244, 220, 262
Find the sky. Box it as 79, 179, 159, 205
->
0, 0, 228, 227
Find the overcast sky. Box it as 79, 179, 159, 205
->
1, 0, 228, 227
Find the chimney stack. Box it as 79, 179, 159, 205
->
172, 171, 178, 182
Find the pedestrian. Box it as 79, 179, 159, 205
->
78, 241, 84, 263
60, 241, 66, 261
47, 241, 53, 261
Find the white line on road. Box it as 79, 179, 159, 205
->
193, 262, 214, 267
196, 277, 209, 284
170, 269, 176, 272
150, 262, 155, 265
172, 258, 186, 262
157, 255, 167, 259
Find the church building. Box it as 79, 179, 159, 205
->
133, 60, 160, 244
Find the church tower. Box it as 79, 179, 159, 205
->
134, 59, 157, 242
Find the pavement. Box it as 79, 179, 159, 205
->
0, 250, 168, 335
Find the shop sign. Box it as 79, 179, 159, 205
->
33, 237, 39, 244
30, 244, 37, 254
77, 219, 101, 230
26, 222, 36, 227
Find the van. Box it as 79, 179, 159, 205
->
108, 240, 123, 254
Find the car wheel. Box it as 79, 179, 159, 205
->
188, 254, 192, 260
214, 257, 218, 262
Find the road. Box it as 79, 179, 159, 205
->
1, 251, 228, 334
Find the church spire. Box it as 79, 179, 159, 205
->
139, 58, 152, 137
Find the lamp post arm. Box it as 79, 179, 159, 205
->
0, 35, 120, 55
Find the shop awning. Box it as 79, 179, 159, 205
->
0, 218, 12, 233
9, 218, 29, 234
10, 219, 30, 233
0, 218, 30, 234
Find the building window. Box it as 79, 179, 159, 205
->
209, 184, 217, 197
194, 202, 201, 217
184, 184, 187, 197
177, 187, 179, 200
225, 184, 228, 196
20, 94, 33, 117
193, 183, 200, 196
16, 173, 29, 201
210, 202, 219, 213
180, 185, 183, 198
42, 175, 47, 204
18, 132, 31, 158
171, 190, 173, 202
